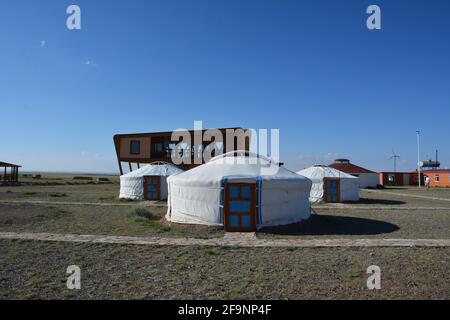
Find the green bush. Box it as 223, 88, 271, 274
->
127, 207, 153, 221
49, 192, 67, 198
73, 176, 93, 180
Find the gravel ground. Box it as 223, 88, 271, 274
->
0, 240, 449, 299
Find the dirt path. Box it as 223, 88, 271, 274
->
1, 231, 449, 248
2, 199, 448, 211
0, 200, 166, 207
366, 189, 450, 202
313, 205, 450, 210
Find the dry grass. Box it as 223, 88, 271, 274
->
0, 240, 448, 299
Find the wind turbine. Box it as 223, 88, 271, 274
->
389, 149, 401, 173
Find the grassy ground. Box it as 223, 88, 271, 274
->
0, 240, 448, 299
17, 173, 119, 185
0, 203, 223, 239
259, 208, 450, 239
0, 183, 449, 240
1, 180, 449, 299
0, 183, 120, 204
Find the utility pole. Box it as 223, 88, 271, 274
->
416, 130, 421, 189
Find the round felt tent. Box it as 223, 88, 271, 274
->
119, 162, 184, 200
297, 165, 360, 203
166, 151, 312, 231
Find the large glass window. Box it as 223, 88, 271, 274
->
130, 140, 140, 155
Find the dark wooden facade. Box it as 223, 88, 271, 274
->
0, 161, 21, 185
113, 128, 251, 175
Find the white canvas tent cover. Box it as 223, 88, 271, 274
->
166, 151, 312, 228
119, 162, 184, 200
297, 165, 360, 203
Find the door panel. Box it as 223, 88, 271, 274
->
143, 176, 161, 200
224, 183, 257, 232
323, 178, 340, 203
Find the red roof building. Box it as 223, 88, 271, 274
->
329, 159, 375, 174
328, 159, 379, 188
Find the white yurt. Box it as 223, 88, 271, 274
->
119, 162, 184, 200
297, 165, 360, 203
166, 151, 312, 231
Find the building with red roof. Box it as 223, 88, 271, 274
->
328, 159, 379, 188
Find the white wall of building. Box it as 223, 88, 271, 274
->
353, 173, 379, 188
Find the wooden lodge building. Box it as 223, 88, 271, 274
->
113, 128, 251, 175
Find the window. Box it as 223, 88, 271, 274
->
434, 174, 440, 182
130, 140, 140, 155
152, 142, 165, 157
448, 174, 450, 182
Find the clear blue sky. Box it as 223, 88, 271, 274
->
1, 0, 449, 173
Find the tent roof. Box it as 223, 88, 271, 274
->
169, 151, 310, 186
328, 161, 375, 174
297, 165, 358, 180
121, 162, 183, 178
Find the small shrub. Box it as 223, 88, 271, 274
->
73, 176, 93, 181
98, 196, 115, 201
49, 192, 67, 198
127, 207, 153, 221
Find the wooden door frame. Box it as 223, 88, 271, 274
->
223, 182, 257, 232
143, 175, 161, 200
323, 178, 340, 203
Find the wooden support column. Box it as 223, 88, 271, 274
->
117, 160, 123, 176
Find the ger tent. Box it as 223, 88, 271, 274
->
119, 162, 183, 200
166, 151, 312, 231
297, 165, 360, 203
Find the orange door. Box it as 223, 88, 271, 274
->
323, 178, 340, 203
143, 176, 161, 200
224, 183, 257, 232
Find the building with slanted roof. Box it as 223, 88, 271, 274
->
328, 159, 378, 188
113, 127, 250, 174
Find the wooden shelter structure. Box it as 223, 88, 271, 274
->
0, 161, 21, 185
